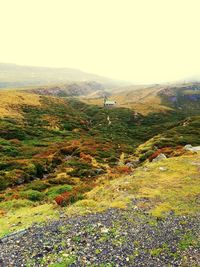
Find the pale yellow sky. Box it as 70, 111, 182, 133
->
0, 0, 200, 83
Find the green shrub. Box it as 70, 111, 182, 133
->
25, 180, 50, 191
97, 150, 111, 158
66, 160, 91, 169
0, 176, 9, 191
20, 189, 45, 201
34, 162, 47, 177
68, 168, 97, 178
139, 150, 155, 162
5, 169, 28, 185
2, 146, 20, 157
46, 184, 72, 199
23, 163, 37, 176
0, 194, 5, 202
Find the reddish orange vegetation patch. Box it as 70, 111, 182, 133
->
149, 146, 185, 161
80, 152, 93, 163
55, 182, 96, 206
115, 166, 133, 174
33, 148, 58, 159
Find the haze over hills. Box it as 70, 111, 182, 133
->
0, 63, 130, 88
82, 82, 200, 114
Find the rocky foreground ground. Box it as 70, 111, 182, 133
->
0, 200, 199, 267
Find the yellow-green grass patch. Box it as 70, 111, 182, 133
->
0, 203, 59, 237
65, 154, 200, 217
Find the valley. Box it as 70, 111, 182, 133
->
0, 82, 199, 266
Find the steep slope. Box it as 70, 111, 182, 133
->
134, 116, 200, 163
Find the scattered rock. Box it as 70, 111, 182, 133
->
184, 144, 200, 152
125, 162, 134, 168
101, 227, 109, 234
152, 153, 167, 162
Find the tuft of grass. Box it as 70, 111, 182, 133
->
19, 189, 45, 201
178, 233, 199, 251
150, 247, 165, 257
44, 254, 77, 267
24, 180, 50, 191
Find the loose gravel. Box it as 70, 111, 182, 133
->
0, 200, 199, 267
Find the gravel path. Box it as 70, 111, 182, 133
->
0, 200, 199, 267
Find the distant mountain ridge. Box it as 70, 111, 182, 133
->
0, 63, 129, 88
83, 82, 200, 115
27, 81, 110, 98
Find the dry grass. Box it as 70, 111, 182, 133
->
0, 90, 41, 118
82, 86, 172, 115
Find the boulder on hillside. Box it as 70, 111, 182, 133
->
184, 144, 200, 153
152, 153, 167, 162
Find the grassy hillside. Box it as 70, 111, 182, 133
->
134, 116, 200, 163
0, 90, 41, 118
0, 91, 183, 191
0, 87, 200, 241
0, 90, 194, 190
69, 152, 200, 217
83, 82, 200, 115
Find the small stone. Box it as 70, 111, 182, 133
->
152, 153, 167, 162
101, 227, 109, 234
159, 166, 167, 171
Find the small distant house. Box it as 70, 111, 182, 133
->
104, 97, 116, 108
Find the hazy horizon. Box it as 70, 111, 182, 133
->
1, 0, 200, 84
